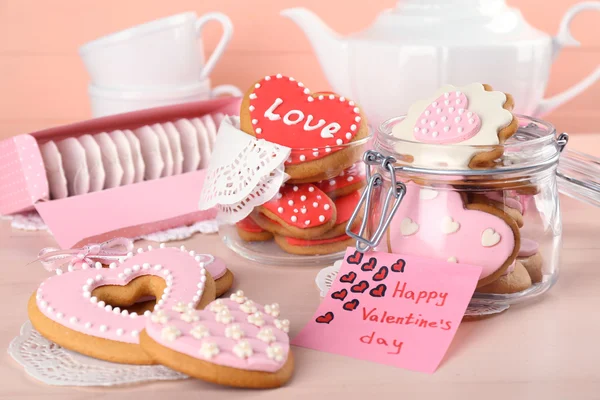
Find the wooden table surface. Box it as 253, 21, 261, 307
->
2, 134, 600, 399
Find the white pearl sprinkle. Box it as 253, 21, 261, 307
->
121, 309, 129, 316
319, 215, 325, 222
116, 328, 124, 336
86, 278, 94, 285
277, 207, 284, 213
144, 310, 151, 317
109, 263, 117, 269
82, 263, 89, 270
159, 243, 166, 248
83, 291, 91, 298
118, 273, 124, 279
100, 325, 107, 332
336, 139, 343, 145
105, 305, 112, 312
132, 264, 140, 272
95, 262, 102, 269
55, 268, 63, 275
305, 220, 311, 225
90, 296, 98, 303
324, 204, 331, 210
124, 268, 132, 275
70, 316, 78, 324
56, 312, 63, 319
154, 264, 162, 270
98, 301, 105, 307
291, 216, 298, 222
85, 322, 92, 329
307, 96, 314, 102
137, 248, 143, 254
131, 330, 139, 337
288, 200, 294, 206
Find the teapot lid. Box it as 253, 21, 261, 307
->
355, 0, 549, 44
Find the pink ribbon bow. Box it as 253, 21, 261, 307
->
36, 237, 134, 272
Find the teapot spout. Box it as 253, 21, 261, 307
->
281, 8, 350, 95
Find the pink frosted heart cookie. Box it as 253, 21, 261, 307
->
56, 137, 90, 196
391, 83, 517, 169
28, 246, 217, 364
387, 183, 520, 287
39, 141, 68, 199
94, 132, 124, 189
139, 290, 293, 388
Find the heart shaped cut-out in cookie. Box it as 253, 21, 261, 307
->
388, 182, 518, 286
247, 74, 362, 164
142, 294, 291, 377
32, 247, 215, 347
413, 91, 481, 144
262, 183, 335, 229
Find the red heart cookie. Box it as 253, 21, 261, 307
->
246, 74, 362, 164
260, 184, 336, 238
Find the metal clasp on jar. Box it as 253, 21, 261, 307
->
346, 150, 406, 252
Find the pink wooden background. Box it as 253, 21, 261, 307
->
0, 0, 598, 140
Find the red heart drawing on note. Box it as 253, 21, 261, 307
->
343, 299, 360, 311
391, 259, 406, 273
370, 284, 387, 298
351, 280, 369, 294
372, 266, 389, 281
247, 74, 362, 164
316, 312, 334, 324
331, 289, 348, 301
340, 271, 357, 284
360, 257, 377, 272
346, 251, 363, 265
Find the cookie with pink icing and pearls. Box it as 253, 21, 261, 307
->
139, 290, 293, 389
386, 183, 520, 287
28, 245, 217, 364
391, 83, 517, 169
240, 74, 369, 182
259, 183, 337, 239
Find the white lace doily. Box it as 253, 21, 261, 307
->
198, 116, 291, 224
315, 260, 510, 317
8, 321, 187, 386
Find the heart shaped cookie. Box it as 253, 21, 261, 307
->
390, 83, 517, 169
29, 247, 217, 364
387, 183, 520, 287
140, 291, 293, 389
240, 74, 369, 180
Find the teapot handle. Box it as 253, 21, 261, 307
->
536, 2, 600, 116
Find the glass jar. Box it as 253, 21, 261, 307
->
348, 115, 596, 315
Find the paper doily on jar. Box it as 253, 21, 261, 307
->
198, 116, 291, 224
8, 321, 187, 387
315, 260, 510, 317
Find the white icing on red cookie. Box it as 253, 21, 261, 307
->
262, 184, 334, 228
316, 163, 366, 194
247, 74, 362, 164
391, 83, 514, 168
144, 294, 290, 373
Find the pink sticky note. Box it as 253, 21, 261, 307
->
292, 248, 482, 373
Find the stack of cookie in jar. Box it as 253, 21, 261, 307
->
388, 83, 544, 295
234, 74, 370, 255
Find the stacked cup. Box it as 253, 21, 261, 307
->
79, 12, 241, 117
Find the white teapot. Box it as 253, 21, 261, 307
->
282, 0, 600, 128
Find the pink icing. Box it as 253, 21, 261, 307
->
387, 183, 516, 280
205, 257, 227, 280
518, 238, 538, 257
145, 298, 290, 373
35, 247, 215, 344
413, 91, 481, 143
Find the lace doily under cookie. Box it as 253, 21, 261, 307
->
8, 321, 187, 386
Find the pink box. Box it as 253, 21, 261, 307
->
0, 97, 241, 249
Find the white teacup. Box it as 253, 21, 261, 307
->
88, 80, 242, 117
80, 12, 233, 88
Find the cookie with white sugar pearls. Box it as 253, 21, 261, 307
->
28, 246, 217, 365
391, 83, 517, 169
258, 183, 337, 239
239, 74, 369, 182
315, 163, 367, 199
139, 297, 294, 388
